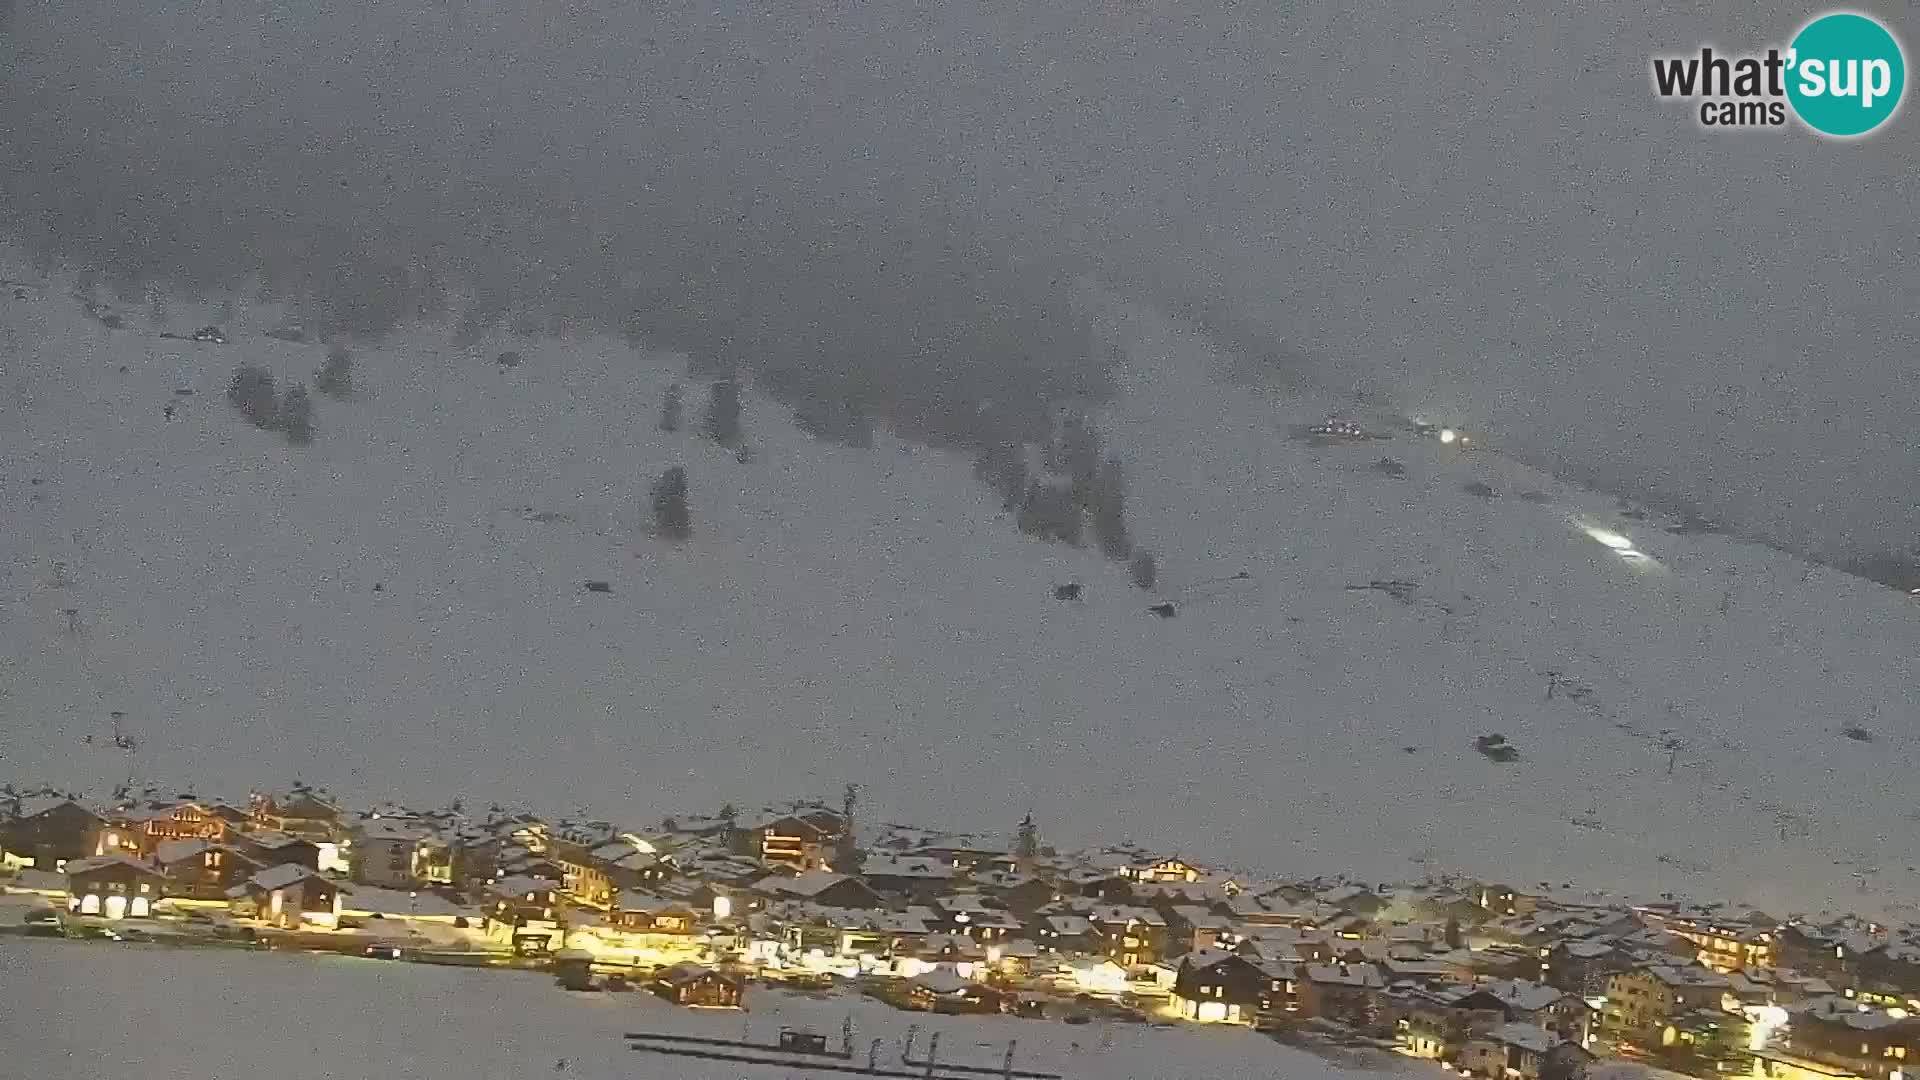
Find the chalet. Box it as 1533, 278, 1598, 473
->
593, 843, 673, 892
1453, 980, 1592, 1043
928, 894, 1023, 941
1238, 926, 1339, 965
1600, 964, 1732, 1041
249, 790, 343, 841
1785, 997, 1920, 1080
990, 937, 1041, 979
1475, 883, 1541, 918
1087, 904, 1169, 969
906, 969, 1008, 1014
155, 839, 263, 900
915, 932, 987, 967
860, 855, 959, 902
228, 831, 321, 872
1171, 949, 1297, 1024
652, 963, 743, 1008
1166, 904, 1241, 954
1544, 938, 1633, 995
1859, 939, 1920, 998
1228, 894, 1341, 930
752, 870, 883, 910
1777, 923, 1872, 984
1113, 853, 1205, 885
226, 864, 342, 929
116, 799, 248, 853
486, 874, 561, 926
609, 891, 699, 938
1034, 913, 1093, 954
540, 821, 666, 908
1727, 967, 1837, 1008
1647, 906, 1779, 972
3, 798, 105, 870
349, 818, 429, 888
911, 839, 1015, 874
1317, 883, 1391, 920
1298, 962, 1386, 1025
729, 807, 846, 870
973, 872, 1059, 914
1459, 1021, 1554, 1080
1390, 986, 1488, 1060
65, 854, 171, 919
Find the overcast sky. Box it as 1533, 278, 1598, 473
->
1, 0, 1913, 561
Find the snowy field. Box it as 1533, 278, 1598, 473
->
2, 260, 1917, 917
0, 938, 1420, 1080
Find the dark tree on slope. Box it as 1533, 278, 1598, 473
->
316, 346, 353, 399
227, 364, 279, 428
651, 466, 691, 539
1089, 456, 1132, 560
704, 379, 742, 445
1017, 480, 1082, 546
973, 442, 1029, 511
1051, 413, 1102, 507
278, 385, 316, 445
1129, 551, 1158, 591
659, 382, 683, 432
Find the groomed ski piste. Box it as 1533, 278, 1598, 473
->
3, 253, 1916, 924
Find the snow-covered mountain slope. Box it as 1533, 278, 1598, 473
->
2, 259, 1916, 917
0, 939, 1417, 1080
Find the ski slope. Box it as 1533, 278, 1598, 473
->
2, 258, 1916, 917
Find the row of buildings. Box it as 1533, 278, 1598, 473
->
4, 785, 1919, 1080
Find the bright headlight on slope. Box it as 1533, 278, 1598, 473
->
1583, 527, 1637, 552
1438, 428, 1458, 445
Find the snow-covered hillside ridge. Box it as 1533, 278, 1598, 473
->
0, 939, 1417, 1080
1, 256, 1916, 918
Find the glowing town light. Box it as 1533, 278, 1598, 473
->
1438, 428, 1458, 445
712, 895, 732, 920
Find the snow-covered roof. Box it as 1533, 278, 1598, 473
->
1170, 904, 1235, 930
1043, 915, 1091, 936
1473, 979, 1570, 1012
1645, 964, 1731, 989
862, 855, 956, 880
244, 863, 329, 892
1087, 904, 1166, 927
614, 890, 691, 914
64, 854, 160, 877
17, 796, 96, 821
755, 870, 856, 898
1179, 947, 1250, 972
356, 819, 427, 842
492, 875, 559, 897
1303, 963, 1385, 988
154, 839, 213, 865
1485, 1021, 1554, 1054
246, 831, 312, 850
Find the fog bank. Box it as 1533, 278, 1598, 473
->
2, 0, 1914, 559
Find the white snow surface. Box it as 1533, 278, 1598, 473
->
0, 938, 1416, 1079
2, 263, 1918, 916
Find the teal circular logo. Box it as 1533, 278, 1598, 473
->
1787, 12, 1906, 136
